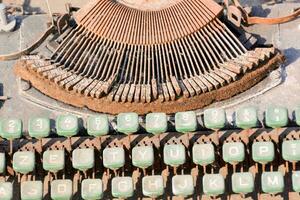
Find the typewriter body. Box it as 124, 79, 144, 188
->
0, 0, 300, 199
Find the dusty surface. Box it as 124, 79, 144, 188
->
14, 53, 284, 114
0, 1, 299, 122
2, 0, 86, 14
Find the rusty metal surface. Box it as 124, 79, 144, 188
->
4, 0, 285, 117
11, 0, 285, 114
14, 50, 284, 114
74, 0, 223, 44
1, 127, 300, 199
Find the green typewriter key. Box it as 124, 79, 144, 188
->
0, 118, 22, 139
222, 142, 245, 164
146, 113, 168, 134
81, 179, 103, 200
172, 175, 194, 197
142, 176, 164, 198
204, 108, 226, 130
252, 142, 275, 164
292, 171, 300, 192
21, 181, 43, 200
87, 115, 109, 137
0, 118, 22, 154
236, 107, 258, 129
28, 117, 50, 138
56, 115, 79, 137
192, 143, 215, 166
0, 152, 5, 174
111, 177, 134, 199
13, 151, 35, 174
51, 180, 73, 200
282, 140, 300, 162
43, 150, 65, 172
163, 144, 186, 167
265, 106, 288, 128
72, 148, 94, 171
175, 111, 197, 133
117, 112, 139, 134
203, 174, 225, 196
132, 146, 154, 169
261, 172, 284, 194
0, 182, 13, 200
232, 172, 254, 194
103, 147, 125, 170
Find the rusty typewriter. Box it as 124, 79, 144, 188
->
2, 0, 300, 199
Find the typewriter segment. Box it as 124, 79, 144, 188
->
1, 0, 300, 199
14, 0, 284, 114
0, 107, 300, 199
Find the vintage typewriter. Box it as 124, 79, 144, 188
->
0, 0, 300, 199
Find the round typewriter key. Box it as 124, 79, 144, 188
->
56, 115, 79, 137
13, 151, 35, 174
0, 118, 22, 139
51, 180, 73, 200
117, 112, 139, 134
87, 115, 109, 137
172, 175, 194, 197
43, 150, 65, 173
222, 142, 245, 164
163, 144, 186, 167
28, 117, 50, 138
204, 108, 226, 130
236, 107, 258, 129
142, 176, 164, 198
81, 179, 103, 200
282, 140, 300, 162
252, 142, 275, 164
103, 147, 125, 170
265, 106, 288, 128
192, 143, 215, 166
232, 172, 254, 194
72, 148, 94, 171
203, 174, 225, 196
112, 177, 134, 198
261, 172, 284, 194
132, 146, 154, 169
175, 111, 197, 133
0, 182, 13, 200
0, 118, 22, 155
146, 113, 167, 134
21, 181, 43, 200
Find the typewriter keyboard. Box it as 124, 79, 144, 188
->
0, 106, 300, 199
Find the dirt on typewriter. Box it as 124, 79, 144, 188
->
14, 52, 285, 115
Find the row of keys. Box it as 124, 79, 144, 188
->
0, 106, 298, 139
2, 140, 300, 174
0, 171, 299, 199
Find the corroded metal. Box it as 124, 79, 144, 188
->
14, 0, 284, 114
